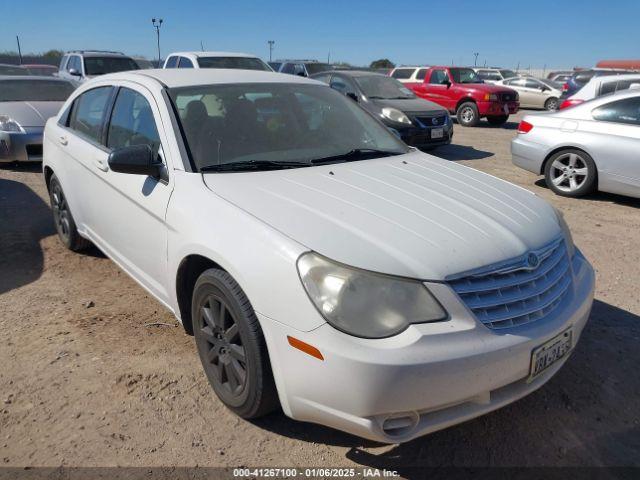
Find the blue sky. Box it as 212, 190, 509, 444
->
4, 0, 639, 69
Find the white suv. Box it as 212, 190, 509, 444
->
389, 66, 430, 83
43, 69, 594, 443
163, 51, 272, 71
57, 50, 140, 83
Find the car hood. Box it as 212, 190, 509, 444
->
202, 151, 561, 280
0, 101, 64, 127
371, 98, 447, 114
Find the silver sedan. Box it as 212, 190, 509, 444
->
0, 76, 76, 163
511, 89, 640, 198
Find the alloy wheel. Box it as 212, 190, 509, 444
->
51, 182, 71, 240
460, 107, 475, 123
549, 152, 589, 192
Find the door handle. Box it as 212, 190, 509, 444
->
59, 136, 68, 146
94, 157, 108, 172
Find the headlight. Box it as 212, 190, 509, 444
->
553, 207, 576, 258
297, 252, 447, 338
0, 115, 25, 133
381, 107, 412, 125
483, 93, 498, 101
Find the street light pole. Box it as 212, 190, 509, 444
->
473, 52, 479, 67
267, 40, 275, 62
152, 18, 163, 67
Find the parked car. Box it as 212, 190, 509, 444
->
560, 69, 634, 105
164, 51, 272, 71
133, 58, 154, 70
278, 60, 332, 77
512, 89, 640, 198
389, 66, 430, 84
57, 50, 140, 83
22, 64, 58, 76
497, 77, 562, 110
311, 70, 452, 149
473, 68, 518, 84
0, 64, 27, 76
406, 66, 519, 126
560, 73, 640, 109
42, 69, 594, 443
0, 76, 75, 163
268, 61, 282, 72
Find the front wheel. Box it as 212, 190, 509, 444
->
456, 102, 479, 127
545, 97, 559, 111
486, 115, 509, 126
544, 149, 597, 197
192, 269, 279, 419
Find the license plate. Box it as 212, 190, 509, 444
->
431, 128, 444, 139
528, 328, 573, 382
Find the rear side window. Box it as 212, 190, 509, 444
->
178, 57, 194, 68
165, 56, 178, 68
599, 80, 640, 97
592, 97, 640, 126
68, 87, 112, 143
107, 88, 161, 153
392, 68, 415, 79
416, 69, 428, 81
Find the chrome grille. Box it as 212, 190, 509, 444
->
447, 238, 572, 330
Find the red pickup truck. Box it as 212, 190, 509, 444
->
405, 66, 519, 127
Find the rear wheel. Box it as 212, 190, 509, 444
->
545, 97, 559, 111
487, 115, 509, 126
192, 269, 279, 418
544, 149, 597, 197
48, 174, 90, 251
456, 102, 479, 127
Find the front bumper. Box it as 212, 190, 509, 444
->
262, 252, 594, 443
511, 135, 549, 174
392, 123, 453, 149
0, 127, 44, 162
477, 101, 519, 117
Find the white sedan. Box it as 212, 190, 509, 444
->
512, 89, 640, 198
43, 69, 594, 443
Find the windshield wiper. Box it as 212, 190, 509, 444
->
199, 160, 311, 172
310, 148, 403, 165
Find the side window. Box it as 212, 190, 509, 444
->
392, 69, 415, 80
107, 88, 161, 154
429, 70, 448, 85
281, 63, 295, 74
178, 57, 194, 69
416, 69, 428, 81
67, 56, 80, 72
524, 79, 540, 89
592, 97, 640, 126
68, 87, 113, 143
165, 56, 178, 68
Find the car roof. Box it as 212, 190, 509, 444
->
168, 51, 260, 59
67, 51, 129, 58
0, 75, 71, 82
98, 69, 323, 88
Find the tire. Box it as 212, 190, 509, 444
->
545, 97, 559, 111
48, 174, 91, 251
544, 149, 597, 197
487, 115, 509, 126
192, 268, 279, 419
456, 102, 480, 127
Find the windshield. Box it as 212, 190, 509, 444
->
500, 70, 517, 79
0, 79, 75, 102
354, 75, 415, 99
305, 63, 332, 75
197, 57, 271, 71
83, 57, 140, 76
449, 68, 481, 84
169, 83, 408, 172
539, 78, 561, 89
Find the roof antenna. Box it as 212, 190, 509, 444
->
200, 41, 205, 52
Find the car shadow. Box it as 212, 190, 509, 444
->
254, 300, 640, 473
0, 178, 55, 294
534, 179, 640, 208
430, 144, 494, 161
0, 161, 43, 173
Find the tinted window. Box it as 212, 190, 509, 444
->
197, 56, 270, 71
429, 70, 448, 85
83, 57, 139, 75
165, 56, 178, 68
478, 71, 501, 81
305, 63, 332, 75
107, 88, 161, 153
68, 87, 112, 143
599, 79, 640, 97
178, 57, 195, 68
354, 75, 415, 99
0, 80, 75, 102
392, 68, 415, 80
592, 97, 640, 126
281, 63, 295, 74
416, 69, 428, 80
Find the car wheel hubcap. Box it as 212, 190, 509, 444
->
548, 100, 558, 110
52, 183, 70, 239
550, 153, 588, 192
199, 295, 247, 397
461, 107, 474, 123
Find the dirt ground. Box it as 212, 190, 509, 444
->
1, 111, 639, 473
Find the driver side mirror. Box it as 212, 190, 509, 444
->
68, 68, 81, 76
346, 92, 358, 102
108, 144, 166, 180
444, 79, 452, 88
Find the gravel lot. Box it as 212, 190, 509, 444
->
1, 111, 639, 473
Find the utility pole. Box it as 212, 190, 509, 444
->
327, 51, 331, 64
16, 36, 23, 65
473, 52, 479, 66
267, 40, 275, 62
152, 18, 163, 67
